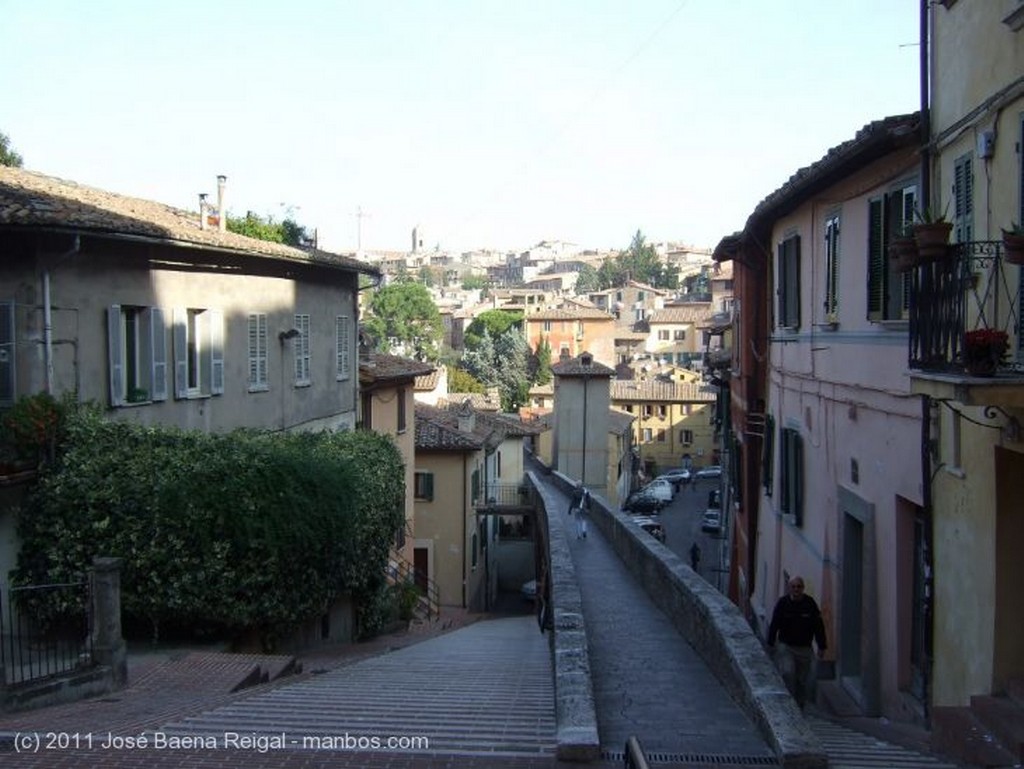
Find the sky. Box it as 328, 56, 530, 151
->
3, 1, 922, 255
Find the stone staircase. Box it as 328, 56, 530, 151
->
931, 677, 1024, 768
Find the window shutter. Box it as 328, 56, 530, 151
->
173, 307, 188, 399
425, 472, 434, 501
149, 307, 167, 401
954, 154, 973, 243
0, 300, 14, 405
867, 197, 885, 320
107, 305, 124, 406
210, 309, 224, 395
762, 414, 775, 495
336, 315, 351, 380
778, 235, 801, 328
793, 431, 804, 527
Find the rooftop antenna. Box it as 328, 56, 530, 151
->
354, 205, 372, 252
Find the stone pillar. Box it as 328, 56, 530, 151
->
91, 557, 127, 688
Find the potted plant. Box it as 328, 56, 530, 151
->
889, 224, 922, 271
1002, 223, 1024, 265
962, 328, 1009, 378
913, 204, 953, 262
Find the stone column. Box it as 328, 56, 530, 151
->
91, 557, 127, 688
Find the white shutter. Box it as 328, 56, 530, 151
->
107, 305, 124, 406
336, 315, 350, 381
0, 300, 16, 405
149, 307, 167, 401
210, 309, 224, 395
248, 314, 259, 387
173, 307, 188, 399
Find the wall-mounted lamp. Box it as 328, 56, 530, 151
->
279, 328, 301, 342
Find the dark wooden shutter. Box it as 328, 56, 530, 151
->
867, 197, 885, 320
954, 154, 973, 243
792, 431, 804, 527
762, 414, 775, 495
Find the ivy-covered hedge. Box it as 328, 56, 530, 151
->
15, 407, 405, 646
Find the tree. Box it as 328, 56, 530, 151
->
448, 367, 486, 393
574, 264, 601, 294
1, 131, 24, 167
363, 278, 443, 361
531, 337, 553, 386
493, 326, 530, 411
464, 310, 523, 351
461, 274, 487, 291
595, 230, 679, 290
227, 211, 314, 249
460, 328, 497, 386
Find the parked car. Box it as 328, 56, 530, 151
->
642, 478, 674, 504
657, 467, 692, 489
623, 490, 663, 514
630, 515, 666, 543
701, 508, 723, 533
694, 465, 722, 480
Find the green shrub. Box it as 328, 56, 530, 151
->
14, 406, 406, 648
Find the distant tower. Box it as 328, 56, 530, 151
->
411, 225, 426, 254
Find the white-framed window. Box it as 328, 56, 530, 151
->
658, 329, 669, 341
641, 427, 652, 442
681, 429, 693, 445
824, 212, 841, 321
107, 305, 168, 407
674, 329, 685, 341
172, 307, 223, 399
1, 300, 16, 406
336, 315, 351, 381
294, 313, 311, 386
248, 313, 268, 392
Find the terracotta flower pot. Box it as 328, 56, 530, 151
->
1002, 231, 1024, 266
913, 221, 953, 262
889, 237, 923, 272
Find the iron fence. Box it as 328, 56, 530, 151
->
909, 240, 1024, 373
1, 580, 93, 686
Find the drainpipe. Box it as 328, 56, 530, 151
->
919, 0, 931, 206
44, 235, 81, 394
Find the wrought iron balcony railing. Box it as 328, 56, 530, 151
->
908, 240, 1023, 375
473, 482, 535, 511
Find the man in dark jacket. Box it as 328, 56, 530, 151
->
767, 575, 827, 710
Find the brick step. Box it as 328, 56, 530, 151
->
971, 694, 1024, 762
931, 705, 1018, 768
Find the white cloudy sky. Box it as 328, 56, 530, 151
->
3, 0, 921, 254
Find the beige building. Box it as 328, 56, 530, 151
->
524, 306, 616, 369
359, 353, 435, 568
610, 375, 717, 479
905, 1, 1024, 749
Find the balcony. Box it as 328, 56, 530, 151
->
473, 482, 536, 514
908, 240, 1024, 408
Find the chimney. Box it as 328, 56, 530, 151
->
199, 193, 208, 230
457, 399, 475, 434
216, 175, 227, 232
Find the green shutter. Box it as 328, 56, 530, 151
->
425, 472, 434, 502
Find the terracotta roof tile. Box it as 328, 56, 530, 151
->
0, 167, 378, 276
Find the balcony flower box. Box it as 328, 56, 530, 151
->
962, 328, 1009, 378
